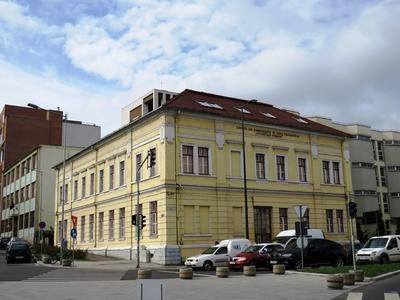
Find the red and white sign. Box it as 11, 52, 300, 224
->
71, 215, 78, 228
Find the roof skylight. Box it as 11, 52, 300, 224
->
197, 101, 223, 110
262, 112, 277, 119
236, 107, 251, 114
296, 118, 309, 124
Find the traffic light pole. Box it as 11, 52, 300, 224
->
135, 152, 150, 269
346, 193, 357, 271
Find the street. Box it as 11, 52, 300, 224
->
1, 249, 399, 300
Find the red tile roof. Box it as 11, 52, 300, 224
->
165, 89, 349, 137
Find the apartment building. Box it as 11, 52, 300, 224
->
309, 117, 400, 235
0, 104, 101, 235
0, 145, 83, 243
54, 89, 352, 265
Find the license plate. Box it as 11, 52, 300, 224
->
15, 256, 24, 259
270, 260, 277, 264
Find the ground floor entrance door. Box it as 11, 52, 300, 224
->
254, 206, 272, 243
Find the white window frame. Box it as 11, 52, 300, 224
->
275, 154, 287, 181
135, 152, 143, 181
322, 160, 331, 184
297, 156, 309, 183
180, 144, 212, 176
254, 152, 267, 180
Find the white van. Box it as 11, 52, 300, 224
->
184, 239, 251, 271
273, 229, 325, 247
356, 235, 400, 263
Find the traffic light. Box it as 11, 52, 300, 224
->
349, 201, 357, 218
131, 214, 137, 225
148, 149, 156, 167
141, 214, 147, 229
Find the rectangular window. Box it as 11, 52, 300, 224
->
380, 167, 386, 187
336, 210, 344, 233
19, 215, 23, 230
183, 205, 194, 234
98, 212, 104, 241
81, 177, 86, 198
26, 185, 30, 199
375, 166, 379, 186
302, 209, 310, 229
109, 210, 114, 240
150, 201, 158, 236
279, 208, 288, 231
198, 147, 209, 175
31, 183, 35, 198
27, 158, 31, 172
32, 154, 36, 170
372, 140, 377, 160
89, 214, 94, 241
377, 141, 384, 160
323, 161, 331, 184
81, 216, 86, 242
109, 165, 114, 190
232, 207, 243, 234
199, 206, 209, 234
276, 155, 286, 181
74, 180, 78, 200
90, 173, 94, 195
119, 207, 125, 239
136, 154, 142, 181
332, 162, 340, 184
65, 184, 68, 202
99, 170, 104, 193
149, 149, 156, 177
119, 161, 125, 186
29, 211, 34, 228
383, 193, 390, 213
231, 150, 241, 177
326, 209, 334, 233
16, 166, 20, 179
21, 187, 25, 202
298, 158, 307, 182
256, 153, 265, 179
24, 213, 29, 229
182, 145, 194, 174
21, 161, 25, 176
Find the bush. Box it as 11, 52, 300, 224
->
31, 244, 87, 260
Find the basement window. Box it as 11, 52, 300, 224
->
197, 101, 223, 110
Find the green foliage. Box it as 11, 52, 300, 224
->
31, 244, 87, 260
356, 220, 371, 243
301, 263, 400, 278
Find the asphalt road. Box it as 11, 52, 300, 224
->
0, 250, 53, 281
333, 273, 400, 300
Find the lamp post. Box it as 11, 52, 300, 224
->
239, 99, 257, 240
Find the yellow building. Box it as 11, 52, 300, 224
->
54, 89, 353, 264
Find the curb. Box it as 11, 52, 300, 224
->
372, 269, 400, 281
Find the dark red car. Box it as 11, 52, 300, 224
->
229, 243, 284, 270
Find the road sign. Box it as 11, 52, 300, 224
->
294, 205, 308, 218
296, 237, 309, 248
71, 228, 77, 239
39, 221, 46, 229
71, 215, 78, 228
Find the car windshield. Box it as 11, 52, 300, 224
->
243, 245, 263, 253
285, 239, 298, 250
364, 238, 388, 249
11, 244, 29, 250
202, 247, 218, 254
273, 237, 291, 244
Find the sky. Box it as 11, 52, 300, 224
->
0, 0, 399, 136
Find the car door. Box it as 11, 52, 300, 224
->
305, 240, 325, 266
214, 246, 229, 267
386, 238, 400, 262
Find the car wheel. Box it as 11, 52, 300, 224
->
295, 259, 302, 270
203, 260, 213, 271
380, 255, 389, 264
334, 256, 344, 267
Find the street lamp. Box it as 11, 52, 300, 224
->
239, 99, 257, 240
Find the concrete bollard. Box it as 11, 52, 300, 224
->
179, 267, 193, 280
243, 265, 256, 276
341, 272, 355, 285
350, 270, 364, 282
327, 275, 344, 289
137, 269, 152, 279
272, 264, 285, 275
216, 267, 229, 278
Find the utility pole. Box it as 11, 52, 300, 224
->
60, 113, 68, 265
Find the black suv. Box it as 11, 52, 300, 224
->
0, 237, 11, 250
272, 238, 346, 269
6, 242, 32, 263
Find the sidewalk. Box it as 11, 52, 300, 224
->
0, 272, 366, 300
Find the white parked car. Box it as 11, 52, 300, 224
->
356, 235, 400, 264
273, 229, 325, 248
184, 239, 251, 271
